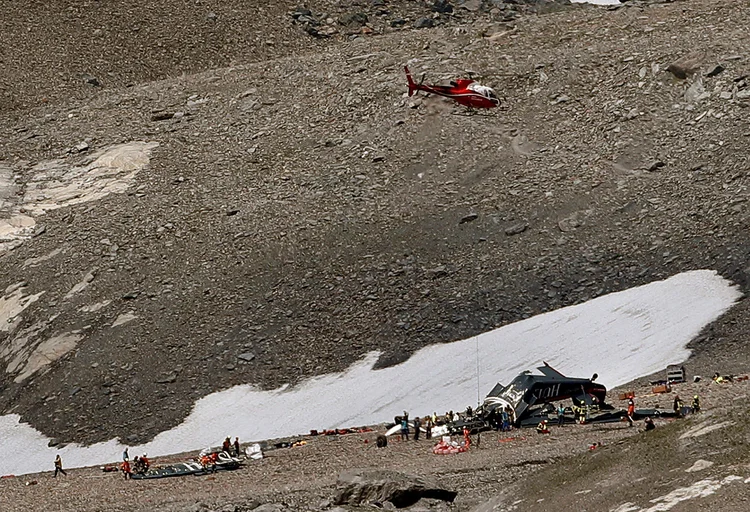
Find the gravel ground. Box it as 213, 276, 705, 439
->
2, 375, 746, 512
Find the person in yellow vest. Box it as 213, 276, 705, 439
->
577, 405, 587, 424
673, 395, 684, 417
692, 395, 701, 413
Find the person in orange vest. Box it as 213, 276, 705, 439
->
121, 459, 131, 479
463, 427, 471, 448
627, 397, 635, 427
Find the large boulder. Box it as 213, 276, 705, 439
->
332, 469, 457, 508
667, 52, 706, 79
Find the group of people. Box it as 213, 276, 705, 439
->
629, 395, 657, 431
120, 447, 150, 479
400, 410, 474, 441
536, 393, 703, 435
51, 389, 710, 478
52, 438, 242, 479
671, 394, 701, 417
399, 412, 432, 441
222, 436, 242, 457
486, 406, 515, 432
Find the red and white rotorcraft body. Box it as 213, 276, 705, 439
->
404, 66, 500, 109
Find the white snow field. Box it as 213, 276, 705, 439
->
0, 269, 742, 476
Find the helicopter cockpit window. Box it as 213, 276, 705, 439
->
468, 83, 497, 100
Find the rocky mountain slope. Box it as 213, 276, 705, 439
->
1, 0, 749, 454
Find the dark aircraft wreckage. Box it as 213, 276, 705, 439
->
450, 363, 680, 432
480, 362, 616, 427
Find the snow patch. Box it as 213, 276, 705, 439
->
64, 269, 97, 300
0, 269, 741, 476
0, 142, 158, 255
13, 331, 84, 383
112, 311, 138, 327
3, 319, 55, 375
0, 284, 44, 334
23, 247, 65, 268
79, 300, 112, 313
610, 504, 640, 512
21, 141, 159, 216
65, 269, 97, 300
685, 459, 714, 473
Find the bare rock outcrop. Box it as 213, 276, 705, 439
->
333, 469, 457, 508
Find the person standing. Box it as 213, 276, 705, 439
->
400, 414, 410, 441
121, 459, 131, 479
692, 395, 701, 413
673, 395, 684, 417
425, 417, 432, 440
222, 437, 232, 454
122, 447, 129, 462
627, 397, 636, 427
500, 409, 510, 432
580, 404, 587, 423
413, 417, 421, 441
463, 427, 471, 448
54, 454, 67, 477
234, 437, 241, 457
557, 404, 566, 426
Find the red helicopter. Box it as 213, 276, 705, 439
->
404, 65, 500, 109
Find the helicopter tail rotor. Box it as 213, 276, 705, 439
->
404, 66, 418, 97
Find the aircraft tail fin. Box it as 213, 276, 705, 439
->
404, 66, 417, 96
